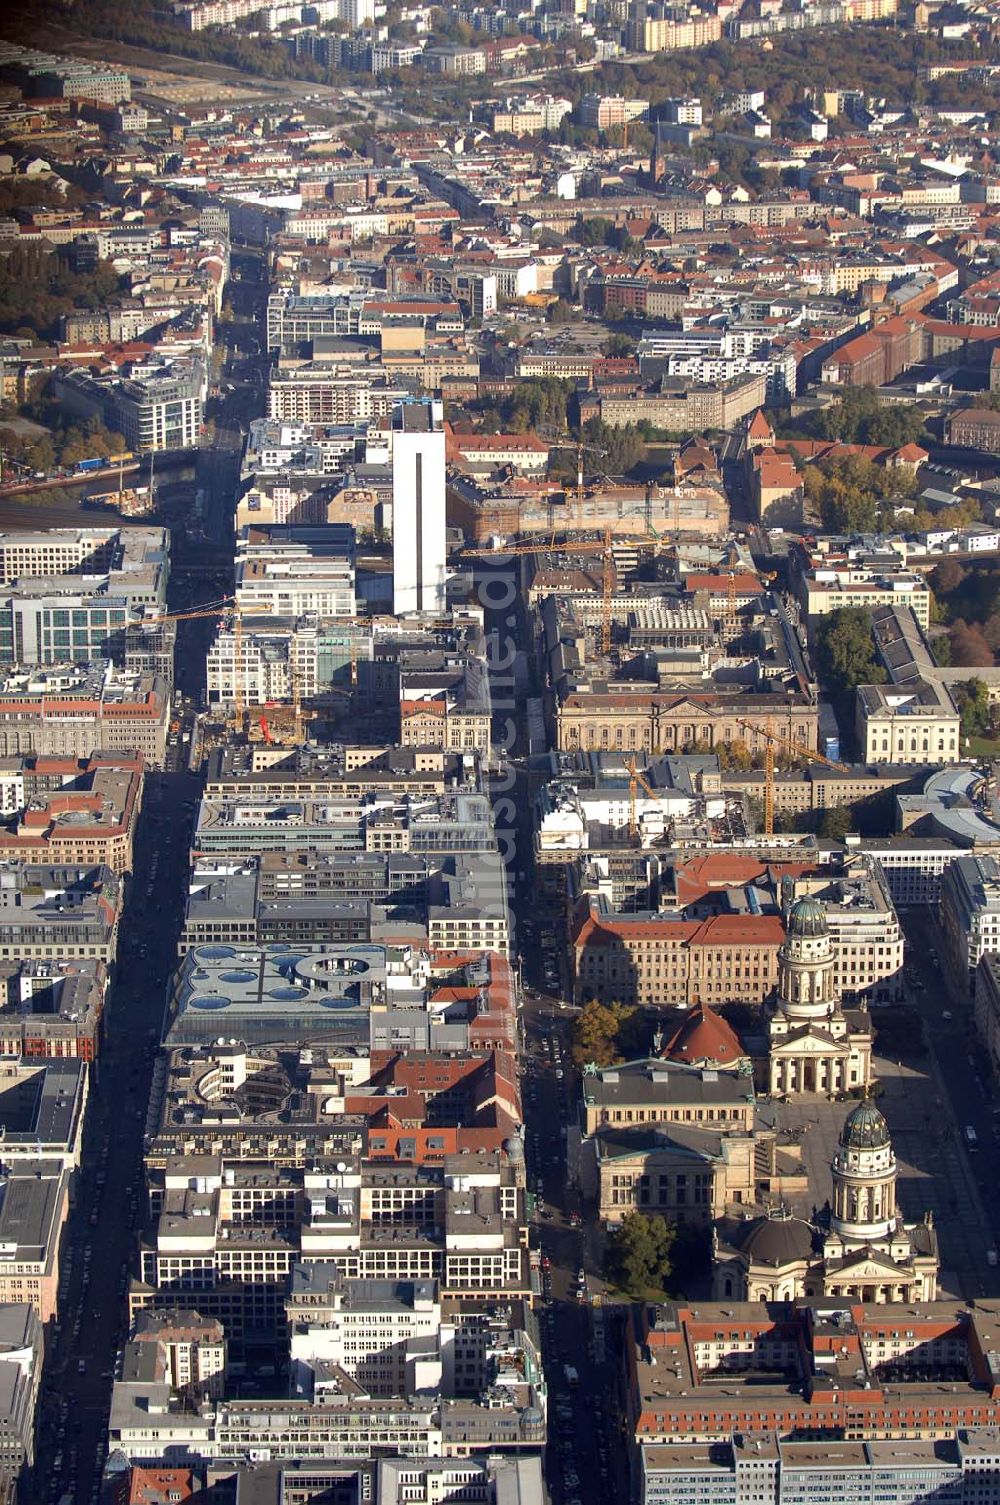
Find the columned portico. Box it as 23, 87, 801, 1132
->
767, 896, 872, 1099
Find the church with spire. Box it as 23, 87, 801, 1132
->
767, 895, 873, 1098
713, 1096, 939, 1304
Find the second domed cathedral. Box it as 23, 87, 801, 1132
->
714, 1096, 939, 1304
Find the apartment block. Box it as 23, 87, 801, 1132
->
627, 1298, 1000, 1449
572, 898, 784, 1007
0, 752, 143, 872
0, 663, 169, 766
54, 360, 205, 453
234, 524, 356, 619
0, 1167, 69, 1322
947, 406, 1000, 453
0, 957, 106, 1061
940, 854, 1000, 997
0, 1305, 42, 1483
638, 1432, 998, 1505
131, 1152, 529, 1344
0, 1057, 89, 1174
0, 863, 121, 965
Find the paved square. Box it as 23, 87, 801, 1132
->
759, 1052, 998, 1300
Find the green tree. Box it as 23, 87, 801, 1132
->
819, 805, 854, 840
952, 678, 991, 739
815, 608, 886, 694
578, 215, 613, 247
601, 333, 637, 359
604, 1212, 676, 1298
497, 378, 574, 435
818, 482, 878, 534
24, 436, 55, 473
803, 387, 928, 449
717, 738, 753, 771
582, 416, 645, 476
949, 620, 994, 668
572, 999, 645, 1067
572, 1001, 622, 1068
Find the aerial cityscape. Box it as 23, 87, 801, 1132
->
0, 0, 1000, 1499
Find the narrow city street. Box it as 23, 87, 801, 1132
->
476, 550, 628, 1505
31, 613, 206, 1505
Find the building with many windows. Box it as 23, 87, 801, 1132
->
0, 863, 121, 965
638, 1431, 1000, 1505
555, 690, 818, 758
235, 524, 356, 619
131, 1151, 529, 1345
0, 956, 106, 1062
54, 361, 205, 454
856, 681, 960, 765
579, 93, 650, 130
941, 854, 1000, 997
0, 1303, 42, 1486
572, 898, 785, 1007
714, 1098, 938, 1304
0, 663, 169, 765
392, 400, 447, 618
626, 1297, 1000, 1457
0, 1168, 69, 1321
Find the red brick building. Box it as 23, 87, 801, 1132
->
628, 1298, 1000, 1444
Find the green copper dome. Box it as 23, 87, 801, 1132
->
787, 895, 828, 938
840, 1099, 890, 1151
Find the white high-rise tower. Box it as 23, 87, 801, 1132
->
392, 398, 446, 616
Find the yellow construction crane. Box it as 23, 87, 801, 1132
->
599, 526, 614, 656
735, 717, 847, 838
231, 603, 364, 741
463, 538, 606, 558
626, 755, 664, 838
144, 596, 234, 624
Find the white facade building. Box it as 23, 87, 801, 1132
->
392, 400, 447, 616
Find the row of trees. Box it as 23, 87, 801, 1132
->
930, 561, 1000, 668
801, 453, 917, 535
814, 608, 887, 695
571, 30, 1000, 121
2, 374, 130, 473
1, 412, 127, 475
0, 177, 89, 217
1, 0, 328, 82
785, 387, 931, 450
0, 245, 122, 343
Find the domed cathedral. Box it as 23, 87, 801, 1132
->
767, 895, 873, 1098
822, 1098, 938, 1303
713, 1098, 938, 1304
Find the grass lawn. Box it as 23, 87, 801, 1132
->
965, 734, 1000, 758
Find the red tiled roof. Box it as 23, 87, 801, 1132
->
662, 1001, 746, 1066
685, 573, 764, 593
129, 1469, 198, 1505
